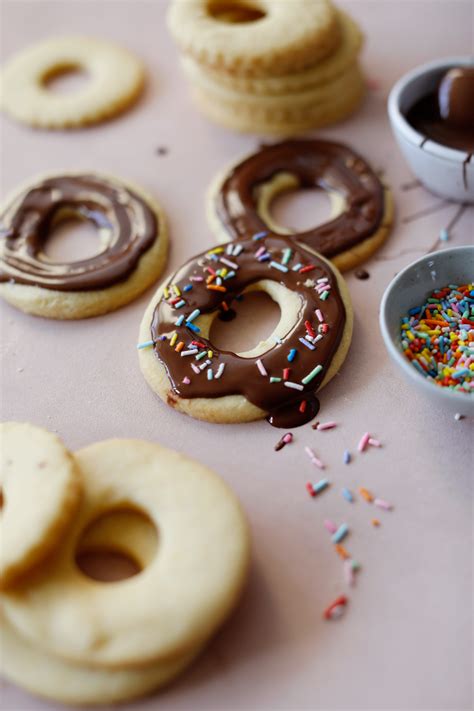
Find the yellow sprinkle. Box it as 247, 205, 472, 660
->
164, 287, 169, 299
208, 350, 213, 358
406, 331, 414, 341
207, 247, 224, 255
220, 267, 228, 277
173, 285, 181, 296
170, 332, 177, 347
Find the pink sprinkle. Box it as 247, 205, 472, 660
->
368, 438, 382, 448
255, 246, 266, 257
283, 433, 293, 444
190, 276, 204, 282
256, 358, 267, 376
324, 519, 337, 534
317, 421, 337, 431
374, 498, 393, 511
358, 432, 371, 452
305, 446, 325, 469
182, 376, 191, 385
344, 559, 355, 586
315, 309, 324, 323
191, 363, 200, 374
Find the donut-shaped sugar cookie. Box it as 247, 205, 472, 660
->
1, 616, 200, 706
0, 172, 168, 319
182, 10, 363, 95
0, 36, 144, 129
0, 422, 81, 589
208, 140, 394, 272
139, 234, 353, 428
2, 439, 250, 668
167, 0, 340, 77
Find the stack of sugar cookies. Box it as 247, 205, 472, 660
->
0, 422, 250, 706
167, 0, 365, 135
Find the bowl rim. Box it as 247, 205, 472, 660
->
387, 55, 473, 157
379, 245, 474, 406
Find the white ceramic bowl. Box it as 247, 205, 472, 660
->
380, 246, 474, 416
388, 56, 474, 204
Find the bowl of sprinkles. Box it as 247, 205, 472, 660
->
380, 246, 474, 415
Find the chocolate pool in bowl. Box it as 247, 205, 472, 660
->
388, 57, 474, 203
379, 246, 474, 417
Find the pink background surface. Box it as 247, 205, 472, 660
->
0, 1, 473, 709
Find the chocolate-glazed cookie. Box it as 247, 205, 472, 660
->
207, 139, 394, 272
0, 173, 168, 319
139, 233, 353, 428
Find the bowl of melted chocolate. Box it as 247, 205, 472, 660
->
388, 57, 474, 203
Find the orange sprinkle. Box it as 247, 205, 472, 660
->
206, 274, 216, 284
359, 487, 374, 502
335, 544, 350, 560
207, 285, 226, 292
175, 341, 184, 353
371, 518, 381, 527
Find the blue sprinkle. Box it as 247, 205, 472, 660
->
332, 523, 349, 544
175, 315, 185, 326
343, 450, 351, 465
287, 348, 297, 362
252, 231, 267, 240
342, 487, 354, 502
313, 479, 329, 495
439, 228, 449, 242
174, 299, 186, 309
183, 284, 193, 292
136, 340, 154, 350
186, 322, 200, 333
270, 260, 288, 273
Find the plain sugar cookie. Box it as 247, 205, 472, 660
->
0, 422, 81, 589
167, 0, 340, 77
138, 234, 353, 427
1, 614, 200, 706
0, 172, 168, 319
2, 439, 250, 668
0, 36, 145, 129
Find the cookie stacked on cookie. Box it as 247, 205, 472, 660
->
0, 423, 250, 705
167, 0, 365, 135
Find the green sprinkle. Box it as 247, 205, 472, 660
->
270, 377, 282, 383
301, 364, 323, 385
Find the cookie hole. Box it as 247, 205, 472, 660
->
75, 508, 158, 583
207, 0, 266, 23
41, 64, 90, 94
41, 216, 107, 263
210, 290, 280, 353
270, 188, 334, 233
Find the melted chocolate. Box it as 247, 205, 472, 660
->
150, 234, 346, 428
407, 91, 474, 153
214, 140, 386, 258
438, 67, 474, 129
0, 175, 158, 291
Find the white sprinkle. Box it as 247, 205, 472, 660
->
207, 368, 213, 380
256, 359, 268, 376
232, 244, 244, 257
215, 362, 226, 379
181, 349, 198, 357
284, 381, 304, 391
191, 363, 200, 374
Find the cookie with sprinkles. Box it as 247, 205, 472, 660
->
138, 234, 353, 427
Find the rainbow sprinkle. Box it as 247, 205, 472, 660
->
400, 283, 474, 393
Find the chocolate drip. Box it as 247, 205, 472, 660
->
150, 234, 346, 428
214, 140, 385, 258
0, 175, 158, 291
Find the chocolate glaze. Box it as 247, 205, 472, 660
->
150, 234, 346, 428
214, 140, 385, 258
0, 174, 158, 291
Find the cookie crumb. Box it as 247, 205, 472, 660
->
156, 146, 168, 156
355, 268, 370, 280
